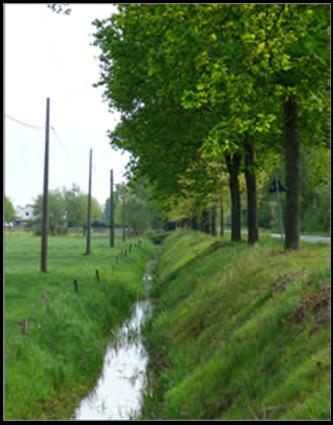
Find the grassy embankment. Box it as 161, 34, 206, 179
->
141, 230, 330, 420
4, 231, 154, 420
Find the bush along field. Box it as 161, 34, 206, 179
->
141, 230, 330, 420
4, 232, 155, 420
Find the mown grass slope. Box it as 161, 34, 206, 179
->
4, 232, 154, 420
141, 230, 330, 420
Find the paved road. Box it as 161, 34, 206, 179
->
269, 233, 330, 244
225, 229, 330, 244
234, 230, 330, 244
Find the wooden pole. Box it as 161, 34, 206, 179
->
41, 293, 50, 312
41, 97, 50, 272
73, 279, 78, 293
110, 169, 115, 247
20, 319, 28, 336
85, 148, 92, 255
122, 190, 126, 242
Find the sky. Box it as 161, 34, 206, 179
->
4, 3, 130, 209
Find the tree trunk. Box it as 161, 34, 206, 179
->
210, 206, 217, 236
284, 96, 300, 250
225, 153, 241, 242
244, 141, 258, 244
200, 209, 210, 234
191, 216, 198, 230
220, 196, 224, 237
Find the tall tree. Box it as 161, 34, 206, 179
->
235, 4, 330, 249
5, 196, 16, 223
244, 141, 258, 244
33, 190, 66, 235
63, 184, 102, 233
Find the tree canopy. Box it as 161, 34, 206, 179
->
5, 196, 16, 223
32, 185, 102, 235
93, 4, 330, 247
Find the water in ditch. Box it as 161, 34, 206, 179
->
73, 265, 154, 420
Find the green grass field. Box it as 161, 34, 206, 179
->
4, 231, 155, 419
5, 230, 330, 420
141, 230, 330, 420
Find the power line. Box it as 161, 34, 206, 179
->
52, 128, 107, 195
5, 114, 84, 173
50, 127, 91, 192
5, 113, 45, 130
92, 165, 105, 186
50, 127, 85, 171
5, 112, 107, 194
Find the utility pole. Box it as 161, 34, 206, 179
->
40, 97, 50, 273
122, 189, 126, 242
110, 169, 115, 247
85, 148, 92, 255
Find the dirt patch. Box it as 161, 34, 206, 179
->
287, 287, 330, 331
271, 269, 306, 293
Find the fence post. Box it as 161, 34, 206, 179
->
41, 293, 50, 312
20, 319, 28, 335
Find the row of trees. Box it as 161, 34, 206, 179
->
92, 4, 329, 250
31, 184, 102, 235
104, 179, 162, 235
5, 181, 161, 236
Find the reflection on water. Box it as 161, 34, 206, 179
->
73, 297, 152, 420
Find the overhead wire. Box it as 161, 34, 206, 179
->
50, 126, 85, 171
5, 113, 107, 195
6, 113, 86, 172
92, 165, 106, 187
51, 127, 107, 190
5, 113, 45, 130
